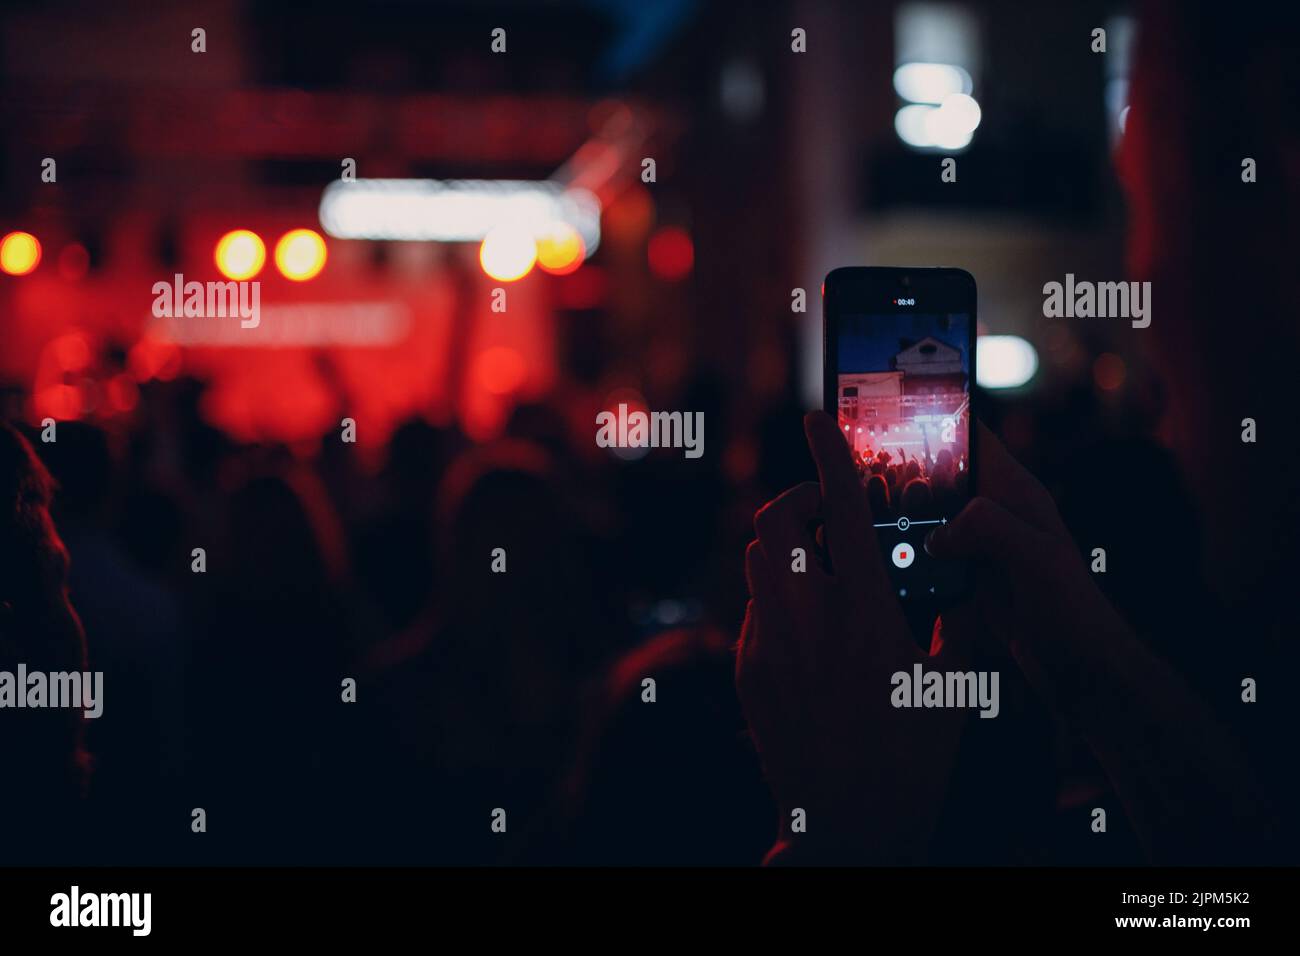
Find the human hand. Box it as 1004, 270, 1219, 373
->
923, 423, 1131, 708
736, 411, 971, 863
924, 425, 1279, 862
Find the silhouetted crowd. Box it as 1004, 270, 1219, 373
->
852, 445, 969, 523
1, 370, 785, 865
3, 328, 1292, 866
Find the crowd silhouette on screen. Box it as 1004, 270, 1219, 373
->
848, 443, 968, 524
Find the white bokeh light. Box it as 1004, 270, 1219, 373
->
976, 335, 1039, 389
893, 62, 972, 104
896, 93, 980, 150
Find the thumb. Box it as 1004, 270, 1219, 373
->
923, 496, 1047, 565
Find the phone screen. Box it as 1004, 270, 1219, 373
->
824, 269, 975, 604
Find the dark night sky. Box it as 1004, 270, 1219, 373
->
838, 313, 970, 374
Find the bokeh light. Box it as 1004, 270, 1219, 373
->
601, 387, 651, 461
1, 231, 42, 276
474, 346, 527, 395
535, 222, 585, 275
53, 331, 92, 371
604, 186, 655, 243
214, 229, 266, 280
36, 384, 81, 421
274, 229, 328, 281
479, 225, 537, 282
893, 63, 972, 103
976, 335, 1039, 389
647, 226, 693, 281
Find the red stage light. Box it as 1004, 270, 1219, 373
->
474, 346, 527, 395
647, 226, 693, 281
36, 384, 81, 421
52, 332, 92, 371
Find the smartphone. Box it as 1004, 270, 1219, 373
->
823, 267, 977, 606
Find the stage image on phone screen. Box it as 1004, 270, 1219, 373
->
835, 311, 971, 601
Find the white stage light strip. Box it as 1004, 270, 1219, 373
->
319, 179, 601, 257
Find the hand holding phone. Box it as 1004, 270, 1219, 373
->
736, 410, 972, 864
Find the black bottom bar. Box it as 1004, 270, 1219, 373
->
0, 866, 1285, 942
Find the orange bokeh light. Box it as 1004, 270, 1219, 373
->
1, 231, 42, 276
274, 229, 328, 281
214, 229, 266, 280
536, 223, 585, 275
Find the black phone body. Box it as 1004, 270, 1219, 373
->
823, 267, 977, 608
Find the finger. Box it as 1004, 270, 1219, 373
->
738, 545, 801, 731
745, 537, 805, 650
747, 528, 824, 677
754, 481, 826, 578
751, 482, 839, 675
975, 422, 1068, 536
734, 598, 790, 758
924, 495, 1050, 565
753, 482, 821, 544
745, 537, 786, 615
802, 411, 882, 585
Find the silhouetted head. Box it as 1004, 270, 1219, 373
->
436, 440, 603, 669
223, 469, 348, 606
0, 421, 88, 801
26, 421, 113, 528
866, 473, 891, 516
900, 477, 932, 519
505, 401, 574, 460
386, 417, 461, 505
